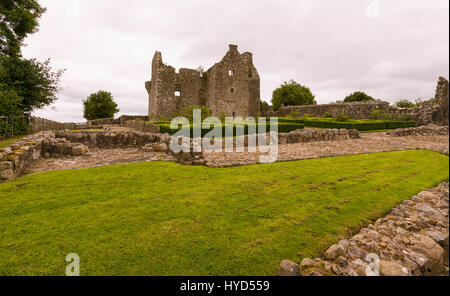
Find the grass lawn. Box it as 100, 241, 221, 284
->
0, 137, 23, 149
0, 150, 448, 276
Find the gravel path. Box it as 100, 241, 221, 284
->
204, 133, 449, 167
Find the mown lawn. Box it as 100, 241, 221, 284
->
0, 150, 448, 276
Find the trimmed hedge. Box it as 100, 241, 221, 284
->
300, 118, 416, 131
158, 122, 304, 137
150, 117, 415, 134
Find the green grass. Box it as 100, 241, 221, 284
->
0, 150, 448, 276
0, 137, 23, 148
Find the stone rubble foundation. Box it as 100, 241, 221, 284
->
387, 124, 449, 137
0, 131, 91, 182
278, 182, 449, 276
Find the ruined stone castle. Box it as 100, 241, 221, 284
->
145, 45, 260, 119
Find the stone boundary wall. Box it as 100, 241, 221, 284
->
275, 101, 390, 119
387, 125, 449, 137
273, 77, 449, 127
86, 115, 149, 127
123, 120, 160, 133
279, 128, 360, 144
278, 182, 449, 276
86, 117, 115, 127
0, 131, 90, 183
117, 115, 149, 124
30, 116, 78, 133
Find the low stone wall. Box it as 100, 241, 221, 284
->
30, 116, 78, 133
123, 120, 160, 133
278, 182, 449, 276
55, 130, 166, 149
117, 115, 149, 124
275, 101, 389, 119
86, 117, 116, 127
279, 128, 360, 144
86, 115, 149, 127
0, 131, 89, 183
274, 77, 449, 127
387, 125, 449, 137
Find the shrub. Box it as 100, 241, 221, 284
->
371, 110, 390, 120
287, 110, 302, 118
303, 113, 313, 118
343, 91, 376, 102
336, 114, 350, 122
395, 99, 416, 108
271, 80, 316, 111
83, 90, 119, 120
323, 112, 332, 118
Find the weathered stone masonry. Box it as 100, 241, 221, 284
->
278, 182, 449, 276
274, 77, 449, 127
146, 45, 260, 119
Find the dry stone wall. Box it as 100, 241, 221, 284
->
123, 120, 160, 133
0, 131, 89, 183
275, 101, 390, 119
86, 115, 149, 127
55, 130, 166, 149
279, 128, 360, 144
30, 116, 78, 133
274, 77, 449, 127
387, 125, 449, 137
278, 182, 449, 276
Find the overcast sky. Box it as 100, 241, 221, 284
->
22, 0, 449, 122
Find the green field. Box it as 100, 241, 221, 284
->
0, 150, 448, 276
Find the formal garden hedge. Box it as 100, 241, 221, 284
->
151, 116, 415, 135
152, 120, 305, 137
298, 117, 416, 131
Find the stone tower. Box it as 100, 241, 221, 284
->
145, 45, 260, 120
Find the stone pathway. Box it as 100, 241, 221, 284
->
25, 133, 448, 173
203, 133, 449, 167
